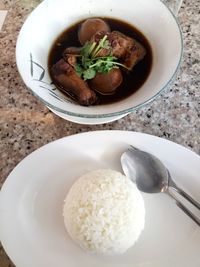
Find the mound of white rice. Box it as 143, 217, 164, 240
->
63, 169, 145, 254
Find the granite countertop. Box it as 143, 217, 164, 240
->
0, 0, 199, 266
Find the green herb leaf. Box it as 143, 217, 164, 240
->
75, 36, 130, 80
83, 68, 96, 80
75, 64, 84, 77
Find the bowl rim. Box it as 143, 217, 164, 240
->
16, 0, 183, 119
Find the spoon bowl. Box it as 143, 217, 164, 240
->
121, 146, 200, 226
121, 147, 169, 193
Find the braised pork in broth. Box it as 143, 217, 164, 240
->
49, 17, 152, 106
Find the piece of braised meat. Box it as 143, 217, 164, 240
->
63, 47, 81, 67
123, 40, 146, 70
51, 59, 97, 106
89, 68, 123, 95
109, 31, 146, 69
90, 30, 146, 69
90, 31, 111, 57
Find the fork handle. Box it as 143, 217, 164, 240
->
169, 178, 200, 210
167, 191, 200, 227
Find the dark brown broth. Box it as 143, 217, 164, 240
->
48, 17, 153, 105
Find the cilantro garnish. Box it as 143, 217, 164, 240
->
75, 35, 130, 80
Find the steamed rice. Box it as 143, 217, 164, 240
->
63, 169, 145, 254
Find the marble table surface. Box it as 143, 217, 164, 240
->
0, 0, 199, 266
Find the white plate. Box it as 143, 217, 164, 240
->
0, 131, 200, 267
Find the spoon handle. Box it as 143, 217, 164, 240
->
169, 177, 200, 210
167, 191, 200, 227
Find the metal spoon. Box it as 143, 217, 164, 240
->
121, 146, 200, 226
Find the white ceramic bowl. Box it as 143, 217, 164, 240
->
16, 0, 182, 124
